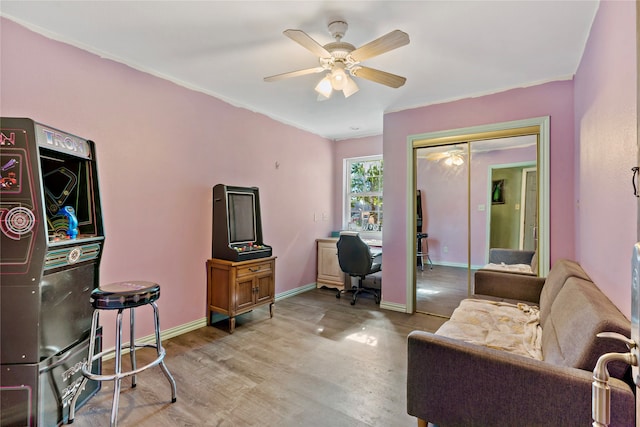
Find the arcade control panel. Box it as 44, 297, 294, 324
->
229, 243, 272, 261
231, 242, 269, 254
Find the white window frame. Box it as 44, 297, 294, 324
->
343, 155, 383, 240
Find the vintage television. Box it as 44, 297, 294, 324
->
0, 118, 103, 426
212, 184, 272, 262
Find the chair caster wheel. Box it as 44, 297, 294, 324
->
350, 300, 356, 305
336, 293, 341, 299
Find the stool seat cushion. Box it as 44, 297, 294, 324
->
91, 281, 160, 309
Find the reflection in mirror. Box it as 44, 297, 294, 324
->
470, 136, 537, 270
415, 143, 469, 318
415, 135, 538, 317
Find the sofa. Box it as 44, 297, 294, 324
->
407, 259, 635, 426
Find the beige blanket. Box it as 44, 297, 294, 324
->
482, 262, 534, 274
436, 299, 543, 360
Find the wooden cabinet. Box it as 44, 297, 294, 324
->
206, 256, 276, 333
316, 238, 347, 290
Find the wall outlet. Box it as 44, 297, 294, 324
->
443, 246, 448, 253
322, 212, 329, 221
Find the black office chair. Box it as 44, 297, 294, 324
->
336, 232, 382, 305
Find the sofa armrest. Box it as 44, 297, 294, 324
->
474, 269, 545, 304
407, 331, 634, 427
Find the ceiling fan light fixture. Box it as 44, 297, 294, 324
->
445, 153, 464, 166
315, 74, 333, 98
330, 63, 347, 90
343, 75, 359, 98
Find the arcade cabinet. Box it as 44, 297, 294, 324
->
208, 184, 275, 332
212, 184, 272, 261
0, 118, 104, 426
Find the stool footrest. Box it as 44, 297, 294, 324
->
89, 342, 160, 362
83, 348, 166, 382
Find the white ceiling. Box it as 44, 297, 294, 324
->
1, 1, 599, 140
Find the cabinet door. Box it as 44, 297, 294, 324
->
255, 272, 273, 304
235, 277, 255, 311
318, 242, 344, 282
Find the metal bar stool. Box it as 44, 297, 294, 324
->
68, 281, 177, 426
417, 233, 433, 271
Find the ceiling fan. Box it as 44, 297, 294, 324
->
264, 21, 409, 100
418, 146, 467, 166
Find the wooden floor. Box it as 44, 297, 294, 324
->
71, 288, 447, 427
415, 265, 473, 318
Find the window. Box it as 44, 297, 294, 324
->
344, 156, 383, 237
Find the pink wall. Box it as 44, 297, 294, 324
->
332, 135, 383, 231
0, 18, 335, 342
574, 0, 637, 318
383, 81, 575, 306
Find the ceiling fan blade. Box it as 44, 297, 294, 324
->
284, 29, 332, 58
264, 67, 325, 82
352, 66, 406, 88
349, 30, 409, 62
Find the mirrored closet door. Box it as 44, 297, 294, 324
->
412, 123, 546, 318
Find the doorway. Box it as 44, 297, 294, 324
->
408, 117, 550, 317
487, 162, 537, 252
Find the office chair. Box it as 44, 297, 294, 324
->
336, 232, 382, 305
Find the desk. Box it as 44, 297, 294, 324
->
363, 239, 382, 262
362, 238, 382, 247
316, 238, 382, 290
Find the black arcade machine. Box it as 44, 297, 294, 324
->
212, 184, 272, 261
0, 118, 104, 426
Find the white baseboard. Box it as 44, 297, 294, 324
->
275, 283, 317, 301
379, 300, 407, 313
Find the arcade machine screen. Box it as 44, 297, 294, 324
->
228, 192, 257, 244
40, 149, 100, 243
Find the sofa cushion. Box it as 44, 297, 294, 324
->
539, 259, 590, 324
541, 277, 630, 379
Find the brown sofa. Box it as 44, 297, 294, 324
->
407, 259, 634, 426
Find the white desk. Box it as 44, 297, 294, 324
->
316, 238, 382, 290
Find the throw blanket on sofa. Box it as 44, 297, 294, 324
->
436, 299, 543, 360
482, 262, 534, 275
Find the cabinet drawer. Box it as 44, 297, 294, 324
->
236, 261, 272, 278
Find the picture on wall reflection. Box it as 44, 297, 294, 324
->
492, 179, 505, 204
